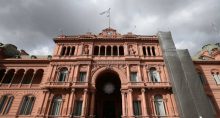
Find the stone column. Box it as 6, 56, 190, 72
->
127, 89, 134, 117
40, 89, 49, 115
68, 89, 75, 116
138, 65, 142, 82
29, 72, 36, 87
117, 45, 119, 56
19, 70, 27, 87
89, 90, 96, 117
81, 89, 88, 117
141, 88, 148, 117
121, 90, 126, 117
98, 46, 101, 56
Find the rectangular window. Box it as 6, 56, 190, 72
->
78, 72, 87, 82
73, 100, 83, 116
133, 100, 142, 116
130, 72, 138, 82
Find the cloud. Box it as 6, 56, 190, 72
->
0, 0, 219, 55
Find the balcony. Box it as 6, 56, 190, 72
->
43, 81, 71, 88
72, 81, 88, 88
128, 82, 145, 88
0, 83, 40, 89
145, 82, 171, 89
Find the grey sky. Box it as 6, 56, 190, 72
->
0, 0, 219, 55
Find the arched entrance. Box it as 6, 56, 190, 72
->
95, 70, 122, 118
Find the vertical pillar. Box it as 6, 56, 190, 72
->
0, 70, 7, 84
89, 89, 96, 117
98, 46, 101, 56
105, 45, 107, 56
141, 88, 148, 117
111, 46, 113, 56
138, 65, 142, 82
126, 65, 130, 82
121, 90, 126, 117
29, 72, 36, 88
73, 65, 79, 84
117, 45, 119, 56
128, 89, 133, 117
19, 70, 26, 87
68, 89, 75, 116
124, 44, 128, 56
40, 89, 49, 115
82, 89, 88, 117
86, 65, 91, 83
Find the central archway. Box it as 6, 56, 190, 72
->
95, 70, 122, 118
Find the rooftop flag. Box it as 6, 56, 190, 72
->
100, 8, 111, 28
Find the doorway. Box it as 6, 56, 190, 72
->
95, 70, 122, 118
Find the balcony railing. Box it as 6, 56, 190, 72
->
43, 81, 71, 88
128, 82, 145, 88
145, 81, 171, 88
0, 83, 40, 89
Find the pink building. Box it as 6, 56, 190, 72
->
0, 28, 219, 118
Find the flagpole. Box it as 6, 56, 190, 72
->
109, 8, 111, 28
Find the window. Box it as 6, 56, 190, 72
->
0, 95, 14, 115
61, 46, 66, 56
78, 72, 87, 82
94, 46, 99, 55
2, 69, 15, 84
19, 95, 35, 115
142, 47, 147, 56
73, 100, 83, 116
130, 72, 138, 82
119, 46, 124, 56
212, 72, 220, 84
154, 95, 166, 116
22, 69, 34, 84
133, 100, 142, 116
49, 95, 62, 116
150, 68, 161, 82
58, 68, 68, 82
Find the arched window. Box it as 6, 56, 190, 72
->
70, 46, 75, 55
100, 46, 105, 56
19, 95, 35, 115
142, 47, 147, 56
66, 46, 71, 56
58, 68, 68, 82
2, 69, 15, 84
154, 95, 166, 116
119, 46, 124, 56
0, 95, 14, 115
106, 46, 111, 56
150, 67, 161, 82
49, 95, 62, 116
94, 46, 99, 55
32, 69, 44, 84
152, 47, 156, 56
0, 69, 6, 83
113, 46, 118, 56
21, 69, 34, 84
11, 69, 25, 84
60, 46, 66, 56
212, 71, 220, 84
147, 46, 151, 56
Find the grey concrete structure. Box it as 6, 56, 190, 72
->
158, 31, 214, 118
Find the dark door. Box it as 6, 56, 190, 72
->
103, 101, 116, 118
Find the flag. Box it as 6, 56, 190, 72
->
100, 8, 110, 16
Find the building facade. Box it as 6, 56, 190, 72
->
0, 28, 219, 118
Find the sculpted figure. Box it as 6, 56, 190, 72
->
129, 45, 136, 55
83, 45, 89, 55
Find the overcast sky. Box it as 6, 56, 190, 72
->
0, 0, 219, 56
